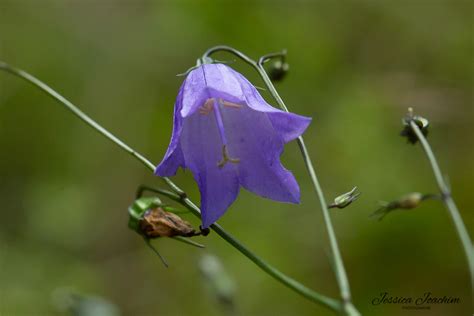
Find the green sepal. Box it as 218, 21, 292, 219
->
128, 196, 163, 234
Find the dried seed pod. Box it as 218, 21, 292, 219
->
139, 207, 199, 238
128, 193, 207, 267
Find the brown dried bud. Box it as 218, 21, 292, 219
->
139, 207, 198, 238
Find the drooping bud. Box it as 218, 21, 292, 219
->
268, 60, 289, 82
401, 107, 429, 144
329, 187, 361, 209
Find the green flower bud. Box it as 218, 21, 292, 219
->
371, 192, 439, 220
401, 107, 429, 144
329, 187, 361, 209
268, 60, 289, 82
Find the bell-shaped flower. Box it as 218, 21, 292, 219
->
155, 63, 311, 228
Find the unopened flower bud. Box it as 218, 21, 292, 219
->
396, 192, 424, 209
268, 60, 289, 82
329, 187, 361, 209
401, 107, 429, 144
371, 192, 438, 220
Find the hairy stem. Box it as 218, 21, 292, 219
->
410, 120, 474, 298
0, 61, 342, 313
203, 46, 357, 315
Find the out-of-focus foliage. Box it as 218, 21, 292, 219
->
52, 288, 121, 316
0, 1, 472, 315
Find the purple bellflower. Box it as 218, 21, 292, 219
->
155, 63, 311, 228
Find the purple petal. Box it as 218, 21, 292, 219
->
180, 108, 240, 228
181, 64, 245, 118
227, 66, 311, 143
221, 104, 300, 203
180, 68, 209, 118
155, 86, 186, 176
266, 111, 311, 143
156, 63, 312, 228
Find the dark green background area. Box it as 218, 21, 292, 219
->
0, 1, 472, 315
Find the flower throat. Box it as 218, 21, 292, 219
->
199, 98, 241, 168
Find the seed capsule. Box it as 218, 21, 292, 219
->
139, 207, 199, 238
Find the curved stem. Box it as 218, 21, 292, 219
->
156, 189, 342, 311
203, 46, 257, 66
203, 46, 356, 313
0, 61, 342, 313
258, 50, 287, 66
0, 62, 156, 172
410, 120, 474, 298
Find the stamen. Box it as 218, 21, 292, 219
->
199, 98, 214, 115
220, 99, 243, 109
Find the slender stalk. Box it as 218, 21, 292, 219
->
410, 120, 474, 298
0, 62, 156, 172
203, 46, 357, 314
156, 189, 342, 311
0, 61, 342, 313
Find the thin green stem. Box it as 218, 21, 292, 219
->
410, 120, 474, 298
156, 189, 342, 311
203, 46, 357, 314
258, 50, 287, 66
0, 62, 155, 172
0, 61, 342, 313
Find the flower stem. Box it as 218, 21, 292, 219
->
203, 46, 358, 315
409, 120, 474, 298
155, 189, 342, 311
0, 61, 342, 313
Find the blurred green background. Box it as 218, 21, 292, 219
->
0, 1, 472, 315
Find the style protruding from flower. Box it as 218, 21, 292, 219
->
155, 62, 311, 228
